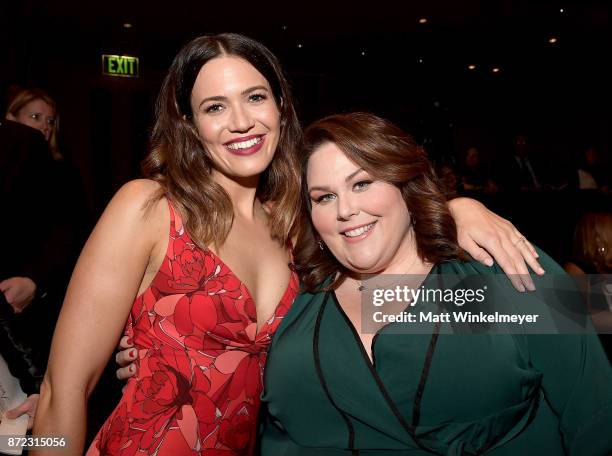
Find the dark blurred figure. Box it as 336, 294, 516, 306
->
0, 118, 54, 426
1, 88, 90, 425
494, 133, 545, 191
459, 146, 498, 195
565, 212, 612, 361
570, 145, 609, 192
565, 212, 612, 275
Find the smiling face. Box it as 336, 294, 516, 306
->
307, 142, 416, 274
9, 98, 55, 142
190, 56, 281, 184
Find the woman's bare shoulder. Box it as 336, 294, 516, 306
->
110, 178, 165, 212
114, 179, 162, 204
97, 179, 169, 239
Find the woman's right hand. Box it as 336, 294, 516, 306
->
4, 394, 39, 430
115, 336, 138, 380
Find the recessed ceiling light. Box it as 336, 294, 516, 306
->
548, 37, 558, 44
492, 67, 500, 73
418, 18, 428, 24
468, 64, 477, 70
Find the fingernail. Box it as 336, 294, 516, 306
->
130, 349, 137, 359
537, 267, 545, 274
129, 365, 135, 373
526, 281, 536, 292
485, 258, 494, 267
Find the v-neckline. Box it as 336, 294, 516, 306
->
324, 286, 442, 448
331, 291, 380, 368
330, 265, 439, 367
204, 246, 296, 336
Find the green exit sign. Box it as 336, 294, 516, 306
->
102, 54, 139, 78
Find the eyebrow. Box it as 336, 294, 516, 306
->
308, 167, 366, 193
198, 85, 270, 110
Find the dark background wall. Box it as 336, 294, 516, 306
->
1, 0, 609, 215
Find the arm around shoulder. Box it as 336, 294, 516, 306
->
31, 179, 167, 455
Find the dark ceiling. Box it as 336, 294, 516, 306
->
5, 0, 610, 68
1, 0, 609, 212
1, 1, 610, 126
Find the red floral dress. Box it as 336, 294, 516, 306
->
87, 201, 298, 455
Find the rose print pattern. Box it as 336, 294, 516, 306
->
87, 201, 298, 455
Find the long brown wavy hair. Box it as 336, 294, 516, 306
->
142, 33, 302, 248
294, 112, 463, 291
572, 212, 612, 274
6, 87, 62, 160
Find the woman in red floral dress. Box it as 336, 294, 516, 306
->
90, 202, 298, 455
33, 33, 304, 456
31, 33, 542, 456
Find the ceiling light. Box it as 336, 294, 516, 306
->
123, 23, 133, 29
418, 18, 428, 24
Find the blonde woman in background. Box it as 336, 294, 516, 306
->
6, 87, 62, 160
1, 87, 89, 427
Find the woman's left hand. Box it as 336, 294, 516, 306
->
448, 197, 545, 292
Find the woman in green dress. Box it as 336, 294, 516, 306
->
260, 112, 612, 455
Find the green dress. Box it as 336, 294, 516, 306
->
260, 251, 612, 455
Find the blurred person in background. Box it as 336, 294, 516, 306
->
570, 145, 609, 192
494, 133, 544, 192
460, 146, 498, 195
565, 212, 612, 275
6, 87, 62, 160
0, 118, 54, 428
2, 88, 61, 315
565, 212, 612, 360
4, 87, 90, 314
1, 88, 90, 427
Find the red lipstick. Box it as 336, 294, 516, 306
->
224, 134, 265, 156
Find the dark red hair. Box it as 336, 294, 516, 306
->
294, 112, 463, 291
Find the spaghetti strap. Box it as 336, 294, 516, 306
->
165, 198, 183, 237
86, 200, 299, 455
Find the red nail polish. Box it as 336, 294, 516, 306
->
130, 349, 137, 358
